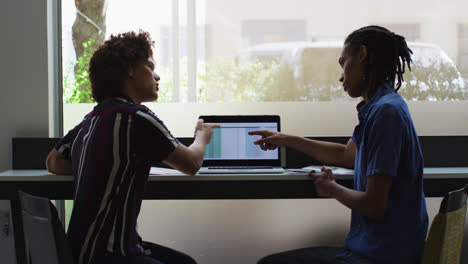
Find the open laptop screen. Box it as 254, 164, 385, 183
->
204, 122, 278, 160
199, 115, 281, 166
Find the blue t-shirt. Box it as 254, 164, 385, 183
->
344, 82, 428, 264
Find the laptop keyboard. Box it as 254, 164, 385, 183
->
208, 166, 273, 170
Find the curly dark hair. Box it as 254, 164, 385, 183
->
89, 30, 154, 103
345, 25, 412, 97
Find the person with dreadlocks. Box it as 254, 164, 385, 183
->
251, 25, 428, 264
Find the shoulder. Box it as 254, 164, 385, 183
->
94, 101, 168, 129
131, 106, 179, 148
131, 106, 172, 135
132, 105, 163, 124
365, 95, 412, 135
118, 103, 151, 116
369, 93, 407, 121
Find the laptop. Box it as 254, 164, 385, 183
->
197, 115, 285, 174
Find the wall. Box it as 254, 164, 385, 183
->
139, 198, 445, 264
0, 0, 50, 172
64, 101, 468, 137
0, 1, 50, 263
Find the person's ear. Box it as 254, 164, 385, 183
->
358, 45, 368, 64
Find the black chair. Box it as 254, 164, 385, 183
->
12, 190, 74, 264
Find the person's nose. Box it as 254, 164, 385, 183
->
339, 73, 344, 83
153, 72, 160, 81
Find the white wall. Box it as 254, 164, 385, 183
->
0, 0, 50, 172
0, 1, 51, 263
139, 198, 444, 264
64, 101, 468, 137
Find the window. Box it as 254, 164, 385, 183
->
380, 23, 420, 41
241, 20, 307, 46
458, 24, 468, 84
61, 0, 468, 138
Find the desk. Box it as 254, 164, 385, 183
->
1, 168, 468, 199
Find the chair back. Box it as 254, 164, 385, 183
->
423, 184, 468, 264
12, 191, 74, 264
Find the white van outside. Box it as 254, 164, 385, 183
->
237, 41, 466, 101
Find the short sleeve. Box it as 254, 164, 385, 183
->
351, 123, 364, 147
365, 104, 406, 178
54, 119, 85, 160
134, 110, 179, 163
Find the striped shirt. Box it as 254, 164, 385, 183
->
55, 96, 179, 264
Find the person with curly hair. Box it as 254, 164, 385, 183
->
46, 31, 219, 264
251, 26, 428, 264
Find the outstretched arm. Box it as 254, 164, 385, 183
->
288, 136, 356, 169
249, 130, 356, 169
162, 138, 209, 176
163, 119, 220, 176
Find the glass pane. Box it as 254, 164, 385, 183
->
459, 24, 468, 37
61, 0, 173, 104
61, 0, 468, 134
200, 0, 467, 102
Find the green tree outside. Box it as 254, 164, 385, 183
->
64, 49, 467, 103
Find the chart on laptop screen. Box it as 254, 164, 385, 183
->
204, 122, 278, 160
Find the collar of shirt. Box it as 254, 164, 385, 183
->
113, 95, 156, 115
356, 82, 395, 122
114, 95, 135, 104
102, 94, 136, 105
